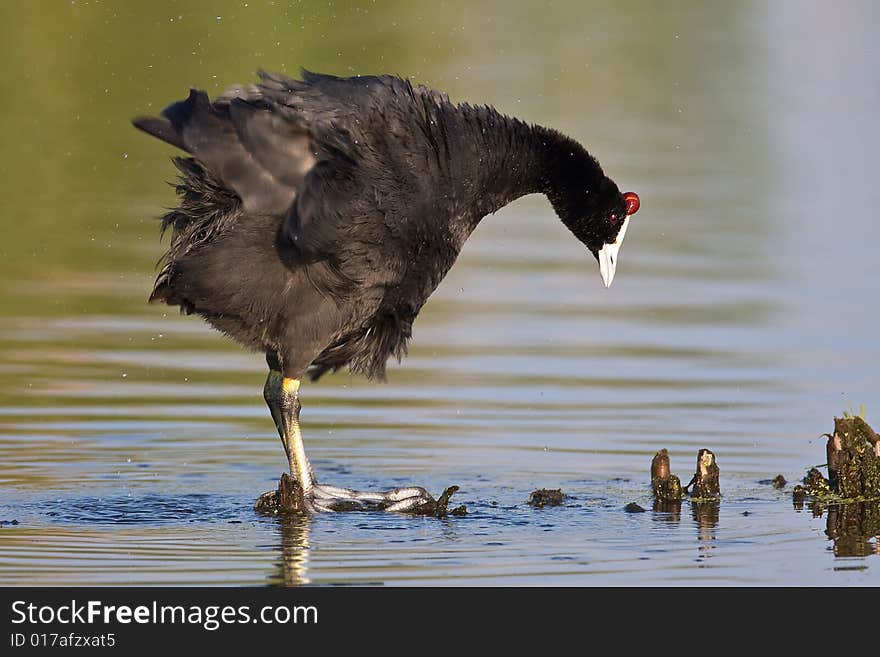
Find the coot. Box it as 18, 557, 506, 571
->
133, 70, 640, 512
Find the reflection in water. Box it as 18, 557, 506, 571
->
806, 502, 880, 559
793, 494, 880, 558
269, 516, 312, 587
691, 501, 720, 560
650, 499, 719, 560
652, 499, 682, 523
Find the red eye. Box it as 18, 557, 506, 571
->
609, 213, 619, 226
623, 191, 640, 216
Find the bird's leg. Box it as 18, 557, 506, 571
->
263, 371, 315, 492
261, 369, 437, 514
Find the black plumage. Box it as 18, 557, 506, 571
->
134, 70, 639, 512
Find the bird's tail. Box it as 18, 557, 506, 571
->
134, 85, 311, 307
147, 157, 242, 307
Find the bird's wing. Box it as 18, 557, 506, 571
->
133, 87, 313, 216
134, 70, 440, 264
254, 70, 446, 260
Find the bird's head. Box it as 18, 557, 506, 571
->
556, 176, 640, 288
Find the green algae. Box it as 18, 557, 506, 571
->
795, 416, 880, 504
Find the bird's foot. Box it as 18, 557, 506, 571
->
308, 483, 439, 513
254, 473, 466, 517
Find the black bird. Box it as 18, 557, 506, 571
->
133, 70, 640, 512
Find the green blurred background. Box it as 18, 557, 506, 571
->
0, 0, 765, 316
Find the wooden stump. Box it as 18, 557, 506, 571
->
687, 448, 720, 499
650, 449, 683, 503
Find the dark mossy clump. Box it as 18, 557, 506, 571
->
624, 502, 646, 513
254, 473, 306, 514
803, 467, 831, 497
825, 416, 880, 500
650, 448, 683, 502
528, 488, 565, 508
793, 415, 880, 511
685, 448, 720, 499
759, 474, 787, 488
254, 474, 466, 517
434, 486, 468, 517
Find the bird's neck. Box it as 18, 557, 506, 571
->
448, 106, 606, 222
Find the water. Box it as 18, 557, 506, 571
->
0, 1, 878, 586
